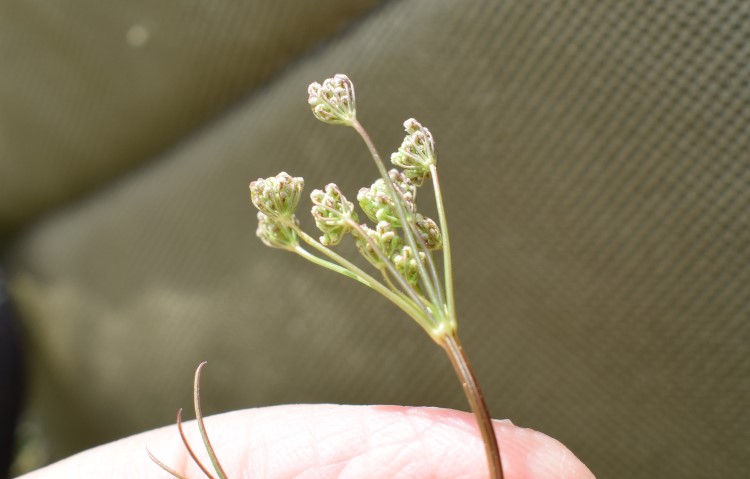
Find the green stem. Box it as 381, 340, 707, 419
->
311, 201, 430, 321
344, 219, 434, 324
430, 165, 455, 322
289, 223, 430, 332
379, 267, 398, 291
147, 449, 191, 479
441, 332, 504, 479
193, 362, 230, 479
293, 245, 369, 287
351, 119, 442, 311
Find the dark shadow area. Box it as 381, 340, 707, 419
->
0, 271, 24, 479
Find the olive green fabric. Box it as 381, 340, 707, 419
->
0, 0, 381, 238
4, 1, 749, 478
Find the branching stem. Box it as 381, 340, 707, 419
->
290, 222, 431, 332
352, 119, 443, 312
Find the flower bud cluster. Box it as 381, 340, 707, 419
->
250, 172, 304, 249
392, 246, 426, 286
390, 118, 436, 184
354, 221, 403, 269
353, 168, 441, 286
252, 75, 447, 303
256, 212, 298, 250
357, 169, 416, 227
307, 74, 356, 126
249, 172, 304, 218
415, 213, 442, 250
310, 184, 358, 246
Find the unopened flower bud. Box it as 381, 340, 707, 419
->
392, 245, 426, 286
357, 170, 415, 227
354, 221, 403, 268
415, 213, 442, 250
310, 183, 359, 246
249, 172, 304, 218
390, 118, 436, 184
256, 212, 298, 250
307, 74, 356, 126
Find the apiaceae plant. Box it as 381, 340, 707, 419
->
150, 74, 505, 479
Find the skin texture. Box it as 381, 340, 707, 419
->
18, 404, 595, 479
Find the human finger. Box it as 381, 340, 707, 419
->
19, 404, 594, 479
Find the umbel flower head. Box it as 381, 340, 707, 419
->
390, 118, 436, 184
310, 183, 359, 246
249, 172, 304, 218
357, 169, 416, 227
256, 212, 298, 250
355, 221, 403, 269
415, 213, 442, 250
392, 245, 426, 286
308, 74, 356, 126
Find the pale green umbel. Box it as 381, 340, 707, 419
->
307, 73, 356, 126
310, 183, 359, 246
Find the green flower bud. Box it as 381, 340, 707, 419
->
415, 213, 442, 250
390, 118, 436, 184
310, 183, 359, 246
354, 221, 403, 268
307, 74, 356, 126
249, 172, 304, 218
392, 245, 426, 286
256, 212, 298, 250
357, 169, 415, 227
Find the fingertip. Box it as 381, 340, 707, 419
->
388, 406, 594, 478
230, 405, 596, 479
492, 421, 595, 479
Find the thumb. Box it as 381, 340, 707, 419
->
19, 404, 594, 479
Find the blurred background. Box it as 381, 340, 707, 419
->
1, 1, 748, 478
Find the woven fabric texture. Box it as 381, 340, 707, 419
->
0, 0, 380, 238
3, 1, 749, 478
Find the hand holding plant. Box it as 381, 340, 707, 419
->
144, 74, 593, 479
250, 74, 504, 478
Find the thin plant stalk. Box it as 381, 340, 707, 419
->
176, 409, 218, 479
193, 362, 230, 479
148, 363, 229, 479
350, 118, 501, 476
352, 119, 443, 309
441, 333, 504, 479
295, 219, 427, 318
354, 120, 503, 478
147, 450, 192, 479
290, 224, 429, 328
430, 164, 456, 321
